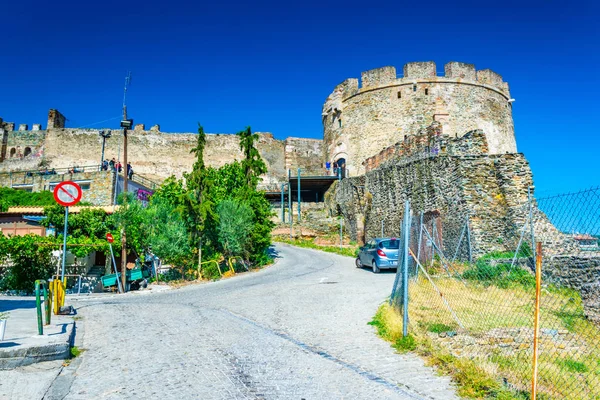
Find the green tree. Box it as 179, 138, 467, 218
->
144, 197, 193, 269
237, 127, 267, 188
0, 235, 56, 292
0, 187, 56, 212
112, 193, 147, 259
216, 199, 253, 258
182, 124, 214, 271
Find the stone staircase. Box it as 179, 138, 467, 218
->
67, 265, 106, 294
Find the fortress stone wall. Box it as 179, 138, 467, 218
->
322, 61, 516, 176
0, 110, 323, 190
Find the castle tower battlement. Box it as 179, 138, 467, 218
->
322, 61, 516, 176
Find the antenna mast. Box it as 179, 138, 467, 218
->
123, 72, 131, 119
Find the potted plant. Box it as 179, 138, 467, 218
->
0, 312, 8, 341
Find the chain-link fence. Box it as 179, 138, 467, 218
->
391, 186, 600, 399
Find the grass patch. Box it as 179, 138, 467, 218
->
556, 359, 589, 373
398, 273, 600, 399
70, 346, 84, 358
372, 303, 515, 398
274, 236, 359, 258
427, 323, 454, 334
394, 334, 417, 352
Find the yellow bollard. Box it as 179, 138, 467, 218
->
51, 278, 66, 315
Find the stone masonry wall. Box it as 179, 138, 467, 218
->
0, 124, 323, 191
0, 170, 114, 206
364, 122, 489, 172
326, 153, 542, 256
284, 138, 324, 175
322, 61, 516, 177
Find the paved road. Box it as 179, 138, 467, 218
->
55, 244, 457, 399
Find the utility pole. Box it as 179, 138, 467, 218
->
99, 130, 112, 169
119, 72, 133, 292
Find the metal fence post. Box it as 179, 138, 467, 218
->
381, 219, 384, 237
402, 199, 411, 337
288, 170, 292, 239
338, 167, 342, 248
532, 242, 542, 399
280, 183, 285, 223
297, 168, 301, 222
528, 186, 536, 266
466, 214, 472, 264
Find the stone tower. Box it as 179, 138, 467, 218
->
47, 109, 66, 129
322, 61, 517, 176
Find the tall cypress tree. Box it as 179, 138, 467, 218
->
182, 124, 213, 274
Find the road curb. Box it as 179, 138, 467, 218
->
0, 321, 75, 370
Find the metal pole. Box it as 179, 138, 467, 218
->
100, 137, 105, 169
109, 243, 123, 293
121, 108, 129, 292
452, 220, 467, 262
338, 167, 342, 249
297, 168, 301, 222
35, 280, 43, 335
288, 170, 292, 240
381, 219, 384, 237
280, 183, 285, 223
416, 212, 423, 277
466, 214, 472, 263
61, 207, 69, 282
112, 138, 121, 207
531, 242, 542, 400
528, 186, 536, 266
402, 199, 411, 337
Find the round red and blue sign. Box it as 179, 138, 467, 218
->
53, 181, 83, 207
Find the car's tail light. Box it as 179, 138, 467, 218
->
377, 249, 386, 257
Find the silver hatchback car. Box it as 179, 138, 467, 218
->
356, 238, 400, 273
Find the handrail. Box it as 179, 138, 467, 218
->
0, 164, 102, 177
34, 279, 51, 335
228, 257, 248, 273
199, 259, 222, 278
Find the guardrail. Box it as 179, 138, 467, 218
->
0, 164, 102, 178
34, 280, 51, 335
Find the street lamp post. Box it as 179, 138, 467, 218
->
99, 130, 112, 169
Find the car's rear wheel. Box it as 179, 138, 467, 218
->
372, 259, 380, 274
355, 258, 363, 268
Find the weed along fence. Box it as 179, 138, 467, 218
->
390, 187, 600, 399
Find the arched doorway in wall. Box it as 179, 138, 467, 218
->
333, 157, 347, 178
9, 148, 16, 158
23, 147, 31, 157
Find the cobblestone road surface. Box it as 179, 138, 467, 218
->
62, 244, 457, 399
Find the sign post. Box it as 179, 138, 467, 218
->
105, 233, 123, 293
53, 181, 82, 283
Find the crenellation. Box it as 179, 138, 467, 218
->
403, 61, 436, 79
360, 66, 397, 88
4, 123, 15, 131
323, 61, 517, 176
134, 124, 145, 131
477, 69, 504, 87
32, 124, 42, 131
444, 61, 476, 81
18, 124, 28, 131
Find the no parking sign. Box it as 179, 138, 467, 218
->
53, 181, 82, 207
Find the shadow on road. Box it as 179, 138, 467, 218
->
0, 299, 36, 312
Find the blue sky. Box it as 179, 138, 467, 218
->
1, 0, 598, 195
